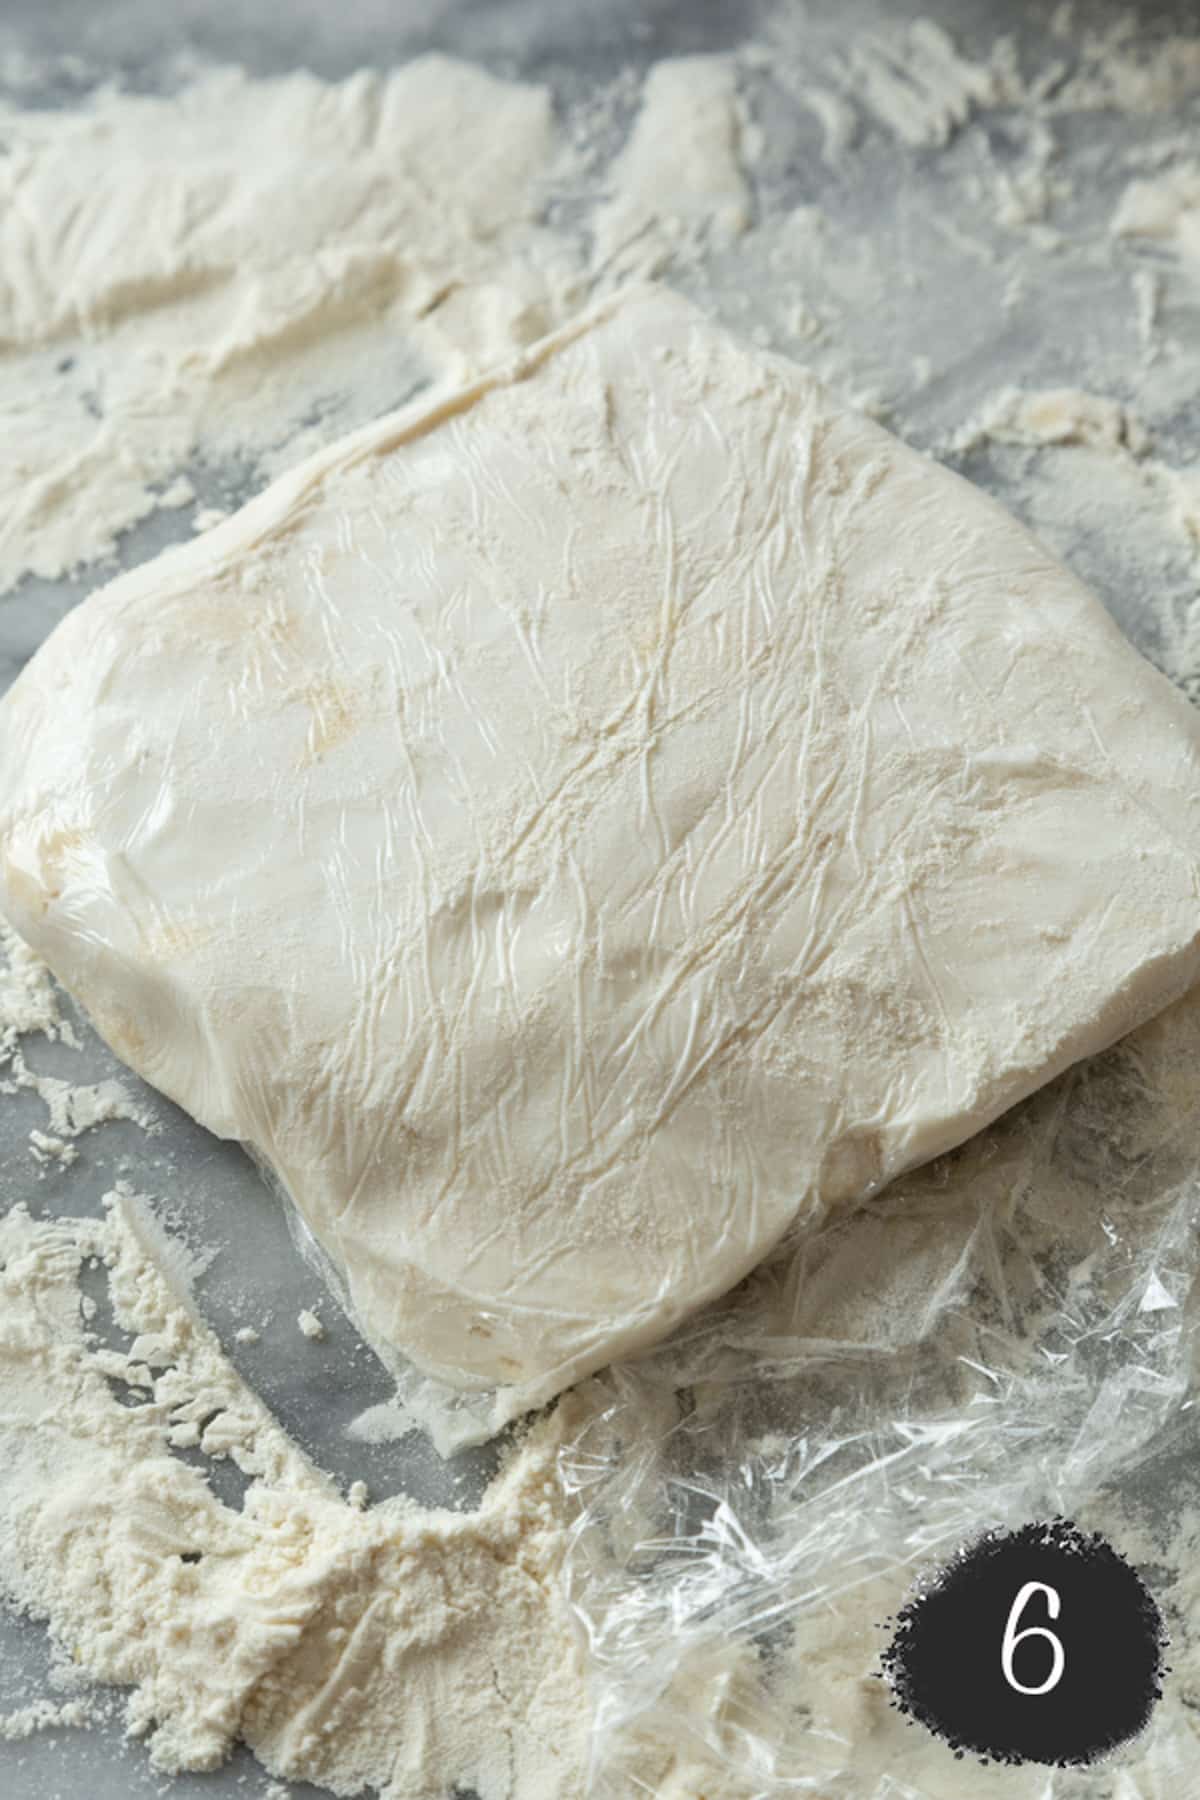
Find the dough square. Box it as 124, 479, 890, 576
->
3, 287, 1200, 1419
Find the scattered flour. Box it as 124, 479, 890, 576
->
948, 381, 1200, 705
796, 84, 859, 165
0, 1188, 590, 1796
346, 1398, 413, 1446
591, 56, 751, 278
838, 18, 1020, 149
3, 1053, 157, 1140
27, 1127, 77, 1168
952, 385, 1151, 456
1113, 163, 1200, 281
0, 1697, 97, 1742
0, 920, 154, 1164
1050, 20, 1200, 114
0, 918, 73, 1054
296, 1308, 325, 1342
0, 57, 580, 594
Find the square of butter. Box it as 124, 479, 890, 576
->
2, 286, 1199, 1419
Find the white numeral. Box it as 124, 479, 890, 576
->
1001, 1581, 1065, 1695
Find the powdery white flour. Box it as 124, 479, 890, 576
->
0, 56, 580, 595
0, 921, 155, 1160
0, 919, 69, 1054
0, 1186, 590, 1797
591, 56, 751, 279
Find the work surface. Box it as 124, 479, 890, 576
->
2, 1, 1200, 1795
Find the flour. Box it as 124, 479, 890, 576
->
0, 1699, 97, 1743
3, 1052, 156, 1139
0, 919, 154, 1168
0, 1187, 589, 1795
753, 11, 1011, 156
838, 19, 1020, 149
792, 84, 859, 166
949, 387, 1200, 707
296, 1308, 324, 1341
953, 385, 1151, 456
0, 919, 72, 1054
1049, 19, 1200, 114
1113, 163, 1200, 282
822, 8, 1200, 143
27, 1128, 77, 1168
0, 57, 579, 595
591, 56, 751, 279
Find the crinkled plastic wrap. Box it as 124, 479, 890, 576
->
558, 982, 1200, 1795
4, 285, 1200, 1464
250, 1143, 526, 1450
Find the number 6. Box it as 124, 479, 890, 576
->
1002, 1582, 1065, 1695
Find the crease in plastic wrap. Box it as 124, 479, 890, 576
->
557, 982, 1200, 1797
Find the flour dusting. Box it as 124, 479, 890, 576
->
0, 1188, 590, 1795
591, 55, 751, 279
0, 920, 72, 1054
0, 57, 580, 594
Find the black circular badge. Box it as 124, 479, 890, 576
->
879, 1518, 1167, 1767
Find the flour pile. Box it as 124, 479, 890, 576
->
0, 1185, 588, 1796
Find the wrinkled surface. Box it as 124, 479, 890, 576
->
561, 977, 1200, 1798
3, 287, 1200, 1414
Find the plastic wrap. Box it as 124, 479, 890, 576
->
4, 284, 1200, 1465
557, 983, 1200, 1795
254, 1143, 525, 1451
5, 281, 1200, 1456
